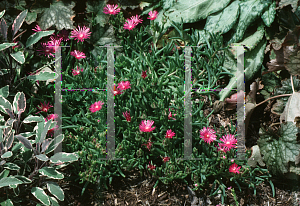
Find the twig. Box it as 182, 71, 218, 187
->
255, 94, 293, 107
290, 74, 295, 93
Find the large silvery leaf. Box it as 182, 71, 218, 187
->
39, 1, 75, 30
25, 11, 37, 25
154, 0, 231, 35
31, 187, 50, 206
38, 167, 64, 179
219, 38, 267, 101
204, 0, 239, 35
50, 152, 78, 164
10, 51, 25, 64
26, 30, 54, 48
261, 1, 276, 27
86, 0, 109, 27
257, 122, 300, 175
228, 0, 269, 44
47, 182, 64, 201
280, 92, 300, 125
12, 9, 28, 37
0, 85, 9, 98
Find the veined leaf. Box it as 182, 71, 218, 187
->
26, 30, 54, 48
31, 187, 50, 206
10, 51, 25, 64
25, 11, 37, 25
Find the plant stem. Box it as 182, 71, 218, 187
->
255, 94, 293, 107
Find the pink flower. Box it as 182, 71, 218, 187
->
48, 36, 62, 53
231, 159, 234, 163
194, 183, 198, 187
58, 29, 69, 41
117, 81, 131, 91
12, 40, 20, 49
36, 101, 53, 114
216, 143, 229, 153
72, 67, 84, 76
141, 138, 152, 151
147, 10, 158, 20
229, 163, 241, 174
168, 108, 176, 120
70, 50, 86, 60
162, 156, 170, 163
199, 127, 217, 144
227, 186, 232, 190
123, 111, 131, 122
103, 4, 121, 15
112, 85, 122, 96
70, 25, 91, 43
141, 70, 147, 79
37, 42, 54, 58
139, 120, 156, 132
89, 101, 104, 113
222, 155, 226, 159
147, 162, 156, 170
165, 129, 175, 139
130, 15, 143, 25
32, 24, 42, 33
123, 19, 137, 31
46, 114, 58, 121
220, 134, 237, 151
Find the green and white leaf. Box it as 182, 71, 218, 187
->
0, 43, 17, 51
0, 176, 23, 188
0, 85, 9, 98
50, 152, 78, 164
35, 154, 49, 162
47, 182, 64, 201
31, 187, 50, 206
23, 115, 44, 123
27, 70, 58, 81
1, 151, 12, 159
0, 199, 13, 206
3, 163, 20, 170
26, 30, 54, 48
12, 9, 28, 37
10, 51, 25, 64
45, 134, 64, 154
49, 196, 59, 206
0, 10, 5, 19
38, 167, 64, 179
14, 175, 32, 183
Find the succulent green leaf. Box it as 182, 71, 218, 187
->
27, 70, 58, 81
25, 11, 37, 25
0, 199, 13, 206
47, 182, 64, 201
154, 0, 231, 35
0, 96, 13, 116
0, 176, 23, 188
204, 1, 239, 35
261, 1, 276, 27
38, 167, 64, 179
13, 92, 26, 114
25, 30, 54, 48
0, 43, 17, 51
3, 163, 20, 170
35, 154, 49, 162
257, 122, 300, 175
45, 134, 64, 154
10, 51, 25, 64
0, 85, 9, 98
15, 135, 33, 150
31, 187, 50, 206
23, 115, 44, 123
49, 196, 59, 206
1, 151, 12, 158
39, 1, 75, 30
0, 10, 5, 19
50, 152, 78, 164
228, 0, 269, 44
12, 9, 27, 37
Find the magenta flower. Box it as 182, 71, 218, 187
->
36, 101, 53, 114
70, 50, 86, 60
103, 4, 121, 15
46, 114, 58, 121
32, 24, 42, 33
130, 15, 143, 25
141, 70, 147, 79
165, 129, 175, 139
12, 40, 20, 49
229, 163, 241, 174
147, 10, 158, 20
48, 36, 62, 53
141, 138, 152, 151
220, 134, 237, 151
123, 111, 131, 122
123, 19, 137, 31
162, 156, 170, 163
168, 108, 176, 120
70, 25, 91, 43
72, 67, 84, 76
147, 162, 156, 170
112, 85, 122, 96
216, 143, 228, 153
139, 120, 156, 132
117, 81, 131, 91
199, 127, 217, 144
58, 29, 70, 41
89, 101, 104, 113
37, 42, 54, 58
46, 121, 59, 137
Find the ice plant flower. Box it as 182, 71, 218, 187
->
147, 10, 158, 20
72, 67, 84, 76
220, 134, 237, 151
48, 36, 62, 53
130, 14, 143, 25
36, 101, 53, 114
139, 120, 156, 132
32, 24, 42, 32
123, 19, 137, 31
103, 4, 121, 15
147, 162, 156, 170
229, 163, 241, 174
112, 85, 122, 96
37, 42, 54, 58
12, 40, 20, 49
168, 108, 176, 120
123, 111, 131, 122
46, 114, 58, 121
141, 138, 152, 151
216, 143, 228, 153
70, 50, 86, 60
162, 156, 170, 163
165, 129, 175, 139
89, 101, 104, 113
117, 81, 131, 91
199, 127, 217, 144
58, 29, 70, 41
141, 70, 147, 79
70, 25, 91, 43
